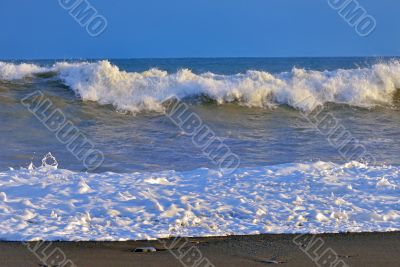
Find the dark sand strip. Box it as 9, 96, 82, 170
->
1, 232, 399, 267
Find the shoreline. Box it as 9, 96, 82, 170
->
1, 231, 399, 267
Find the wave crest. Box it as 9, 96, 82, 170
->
2, 60, 400, 112
0, 62, 46, 80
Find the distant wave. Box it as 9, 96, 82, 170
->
1, 60, 400, 112
0, 61, 47, 80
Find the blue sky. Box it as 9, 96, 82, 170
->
0, 0, 398, 59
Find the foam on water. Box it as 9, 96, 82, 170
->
0, 159, 398, 241
1, 60, 400, 112
0, 62, 47, 80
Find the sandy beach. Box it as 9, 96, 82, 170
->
1, 232, 399, 267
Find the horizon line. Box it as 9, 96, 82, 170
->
1, 55, 400, 61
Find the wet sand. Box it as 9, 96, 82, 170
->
1, 232, 399, 267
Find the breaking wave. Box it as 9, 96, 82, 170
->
1, 60, 400, 112
0, 62, 47, 80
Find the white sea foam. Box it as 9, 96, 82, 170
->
0, 160, 399, 241
0, 62, 47, 80
1, 60, 400, 111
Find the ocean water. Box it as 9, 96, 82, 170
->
0, 58, 399, 240
1, 57, 400, 173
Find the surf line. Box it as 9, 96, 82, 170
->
165, 97, 240, 174
21, 90, 104, 171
